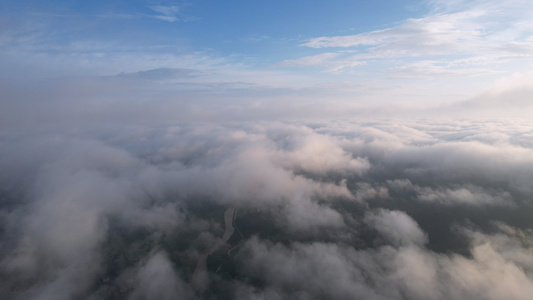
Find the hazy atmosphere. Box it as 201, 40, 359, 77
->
1, 1, 533, 299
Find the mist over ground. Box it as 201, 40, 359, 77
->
1, 119, 532, 299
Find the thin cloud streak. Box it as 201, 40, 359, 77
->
299, 1, 533, 74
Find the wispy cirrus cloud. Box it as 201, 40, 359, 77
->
149, 5, 181, 22
278, 53, 368, 73
295, 1, 533, 75
279, 53, 341, 67
304, 10, 485, 54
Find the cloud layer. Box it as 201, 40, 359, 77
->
1, 119, 532, 299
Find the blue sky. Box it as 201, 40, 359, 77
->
1, 0, 422, 66
1, 0, 533, 126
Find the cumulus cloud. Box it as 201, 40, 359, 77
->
237, 217, 533, 300
386, 179, 514, 206
128, 251, 194, 300
365, 209, 428, 247
266, 125, 370, 175
415, 185, 513, 206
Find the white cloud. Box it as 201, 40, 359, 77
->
269, 126, 370, 175
297, 1, 533, 74
149, 5, 180, 22
415, 185, 513, 206
129, 251, 193, 300
1, 119, 533, 298
365, 209, 428, 247
390, 60, 494, 79
239, 223, 533, 300
279, 53, 340, 67
303, 10, 487, 53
